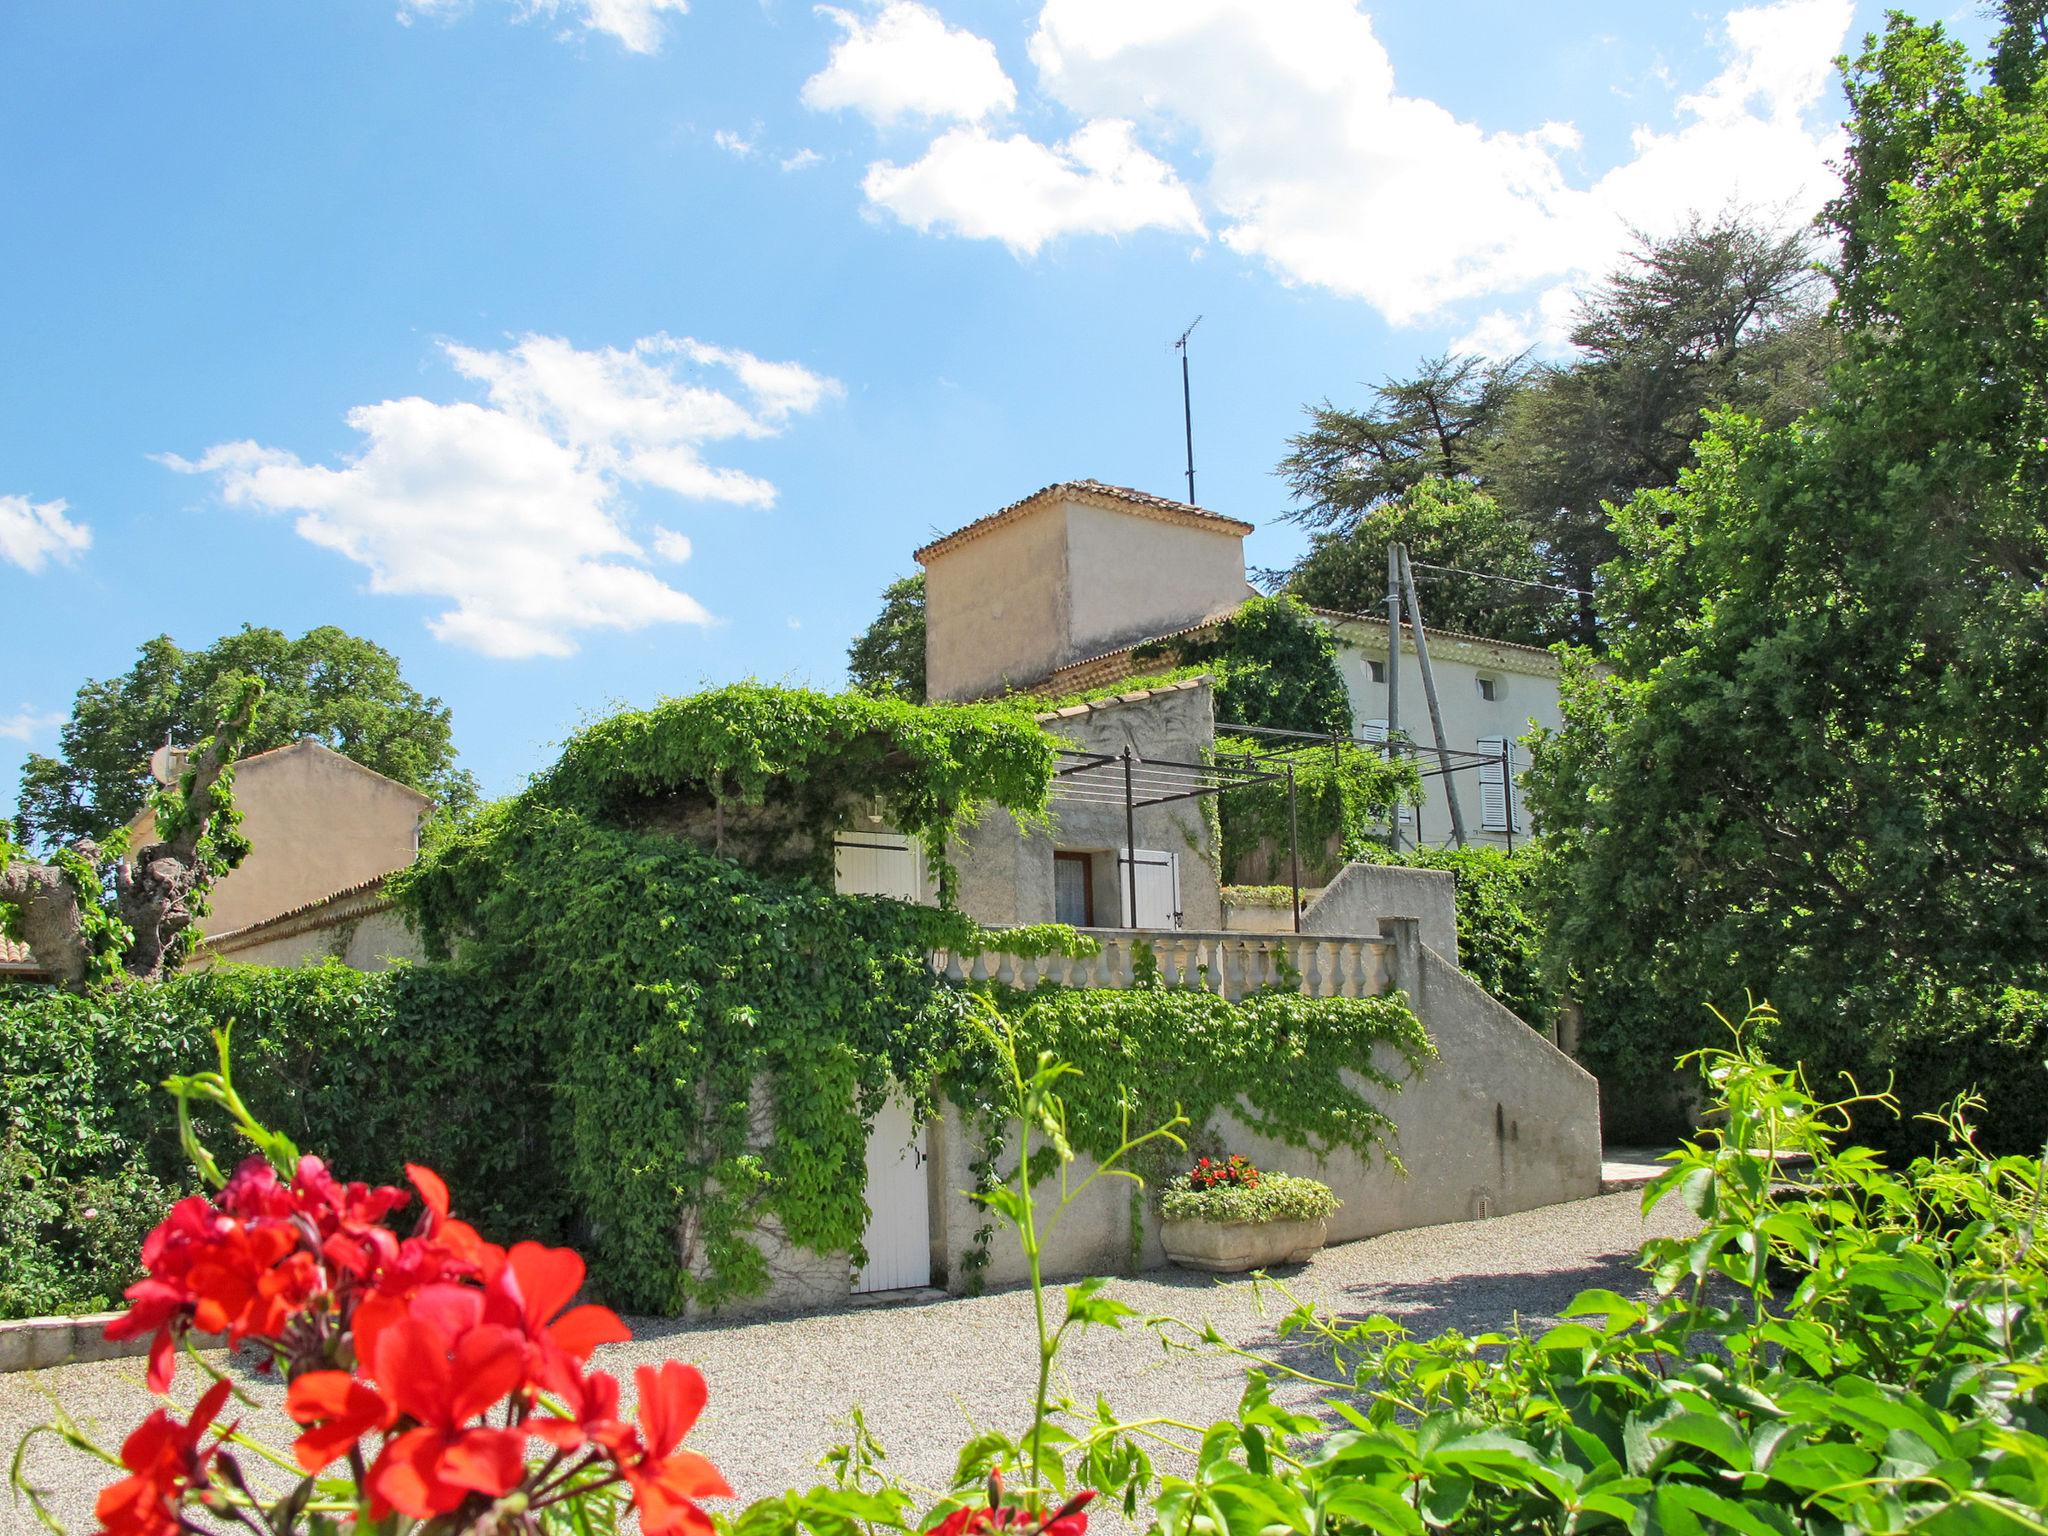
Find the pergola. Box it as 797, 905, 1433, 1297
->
1048, 745, 1303, 931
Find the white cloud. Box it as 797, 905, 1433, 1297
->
396, 0, 687, 54
164, 335, 840, 659
0, 495, 91, 574
855, 0, 1850, 325
864, 119, 1204, 255
0, 707, 64, 743
803, 3, 1017, 125
782, 148, 824, 172
714, 128, 755, 157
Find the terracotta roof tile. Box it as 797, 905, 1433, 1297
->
914, 480, 1254, 564
0, 935, 46, 970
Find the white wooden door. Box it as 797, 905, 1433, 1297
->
835, 832, 921, 901
1117, 848, 1181, 928
854, 1093, 931, 1293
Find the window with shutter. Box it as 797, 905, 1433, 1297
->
1478, 737, 1513, 832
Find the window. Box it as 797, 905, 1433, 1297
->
1476, 675, 1501, 702
1366, 658, 1387, 684
1478, 737, 1515, 832
1053, 852, 1095, 927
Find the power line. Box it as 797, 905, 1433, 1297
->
1406, 558, 1594, 600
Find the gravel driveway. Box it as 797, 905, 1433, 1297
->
2, 1189, 1692, 1534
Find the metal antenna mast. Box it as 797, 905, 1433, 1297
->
1172, 315, 1202, 504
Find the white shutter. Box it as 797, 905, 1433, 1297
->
1117, 849, 1180, 928
1478, 738, 1513, 832
835, 833, 922, 900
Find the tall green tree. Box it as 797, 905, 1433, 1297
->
1277, 353, 1527, 537
14, 626, 475, 849
1487, 215, 1836, 642
1283, 478, 1563, 644
1526, 5, 2048, 1146
845, 573, 926, 703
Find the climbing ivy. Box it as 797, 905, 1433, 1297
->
1213, 737, 1420, 885
394, 685, 1059, 1310
1137, 595, 1354, 736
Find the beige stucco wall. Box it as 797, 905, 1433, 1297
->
1331, 621, 1563, 849
1062, 500, 1250, 669
952, 682, 1224, 932
927, 919, 1601, 1292
134, 742, 430, 935
923, 494, 1251, 703
923, 500, 1074, 702
196, 903, 423, 972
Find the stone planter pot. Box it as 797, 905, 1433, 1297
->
1160, 1215, 1328, 1273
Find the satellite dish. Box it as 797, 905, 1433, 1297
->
148, 744, 182, 785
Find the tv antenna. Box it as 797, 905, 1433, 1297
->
1172, 315, 1202, 504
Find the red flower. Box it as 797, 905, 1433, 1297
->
924, 1490, 1094, 1536
532, 1358, 632, 1454
286, 1370, 393, 1473
622, 1363, 732, 1536
363, 1302, 529, 1520
91, 1378, 233, 1536
485, 1241, 631, 1373
104, 1196, 309, 1392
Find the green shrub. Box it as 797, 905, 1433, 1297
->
0, 961, 557, 1319
1159, 1170, 1339, 1224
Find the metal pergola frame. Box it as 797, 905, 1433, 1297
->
1050, 745, 1307, 931
1215, 722, 1520, 851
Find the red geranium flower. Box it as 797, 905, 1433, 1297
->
91, 1378, 233, 1536
363, 1305, 528, 1520
925, 1487, 1094, 1536
532, 1357, 632, 1454
622, 1363, 732, 1536
286, 1370, 394, 1474
485, 1241, 631, 1373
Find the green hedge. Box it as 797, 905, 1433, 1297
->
0, 963, 564, 1319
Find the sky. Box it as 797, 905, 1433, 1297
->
0, 0, 1998, 803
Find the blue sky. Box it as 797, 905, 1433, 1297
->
0, 0, 1995, 801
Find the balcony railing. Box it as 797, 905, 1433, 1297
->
931, 927, 1392, 1002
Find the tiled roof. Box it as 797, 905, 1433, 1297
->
203, 873, 395, 948
1033, 676, 1212, 722
0, 935, 49, 972
914, 480, 1254, 564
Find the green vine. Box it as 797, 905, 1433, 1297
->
1214, 737, 1420, 886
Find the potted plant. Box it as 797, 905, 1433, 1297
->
1158, 1153, 1339, 1273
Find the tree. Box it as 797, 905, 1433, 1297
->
1277, 353, 1527, 537
14, 625, 475, 850
1283, 479, 1564, 645
1487, 214, 1837, 642
1526, 6, 2048, 1147
845, 574, 926, 703
2, 682, 262, 985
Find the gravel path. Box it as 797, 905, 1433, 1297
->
2, 1190, 1692, 1534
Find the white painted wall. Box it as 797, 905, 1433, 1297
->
1327, 618, 1563, 849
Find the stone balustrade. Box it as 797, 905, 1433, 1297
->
931, 927, 1391, 1001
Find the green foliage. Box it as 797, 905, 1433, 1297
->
1219, 885, 1296, 909
1273, 215, 1835, 648
47, 844, 132, 986
1153, 596, 1354, 738
958, 984, 1433, 1186
1527, 14, 2048, 1146
1284, 479, 1562, 645
1355, 843, 1554, 1031
1159, 1170, 1338, 1225
1134, 1017, 2048, 1536
846, 572, 927, 703
1214, 738, 1420, 886
524, 682, 1052, 896
0, 961, 549, 1319
14, 624, 475, 850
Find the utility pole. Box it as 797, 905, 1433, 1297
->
1397, 545, 1469, 847
1173, 316, 1202, 504
1385, 543, 1403, 851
